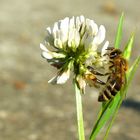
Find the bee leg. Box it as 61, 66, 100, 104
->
109, 65, 114, 69
106, 47, 114, 50
93, 77, 106, 85
92, 70, 110, 76
109, 60, 114, 63
91, 77, 106, 88
86, 74, 106, 87
96, 79, 106, 85
87, 66, 110, 76
103, 47, 115, 56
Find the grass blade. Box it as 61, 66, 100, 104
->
127, 56, 140, 86
114, 13, 124, 49
90, 93, 121, 140
123, 34, 135, 60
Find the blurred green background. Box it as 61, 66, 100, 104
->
0, 0, 140, 140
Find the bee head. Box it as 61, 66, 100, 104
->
104, 48, 122, 59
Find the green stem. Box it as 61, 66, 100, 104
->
74, 81, 85, 140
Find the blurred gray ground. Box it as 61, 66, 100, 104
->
0, 0, 140, 140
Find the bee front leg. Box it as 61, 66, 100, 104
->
87, 66, 110, 76
92, 77, 106, 88
96, 79, 106, 85
85, 73, 106, 88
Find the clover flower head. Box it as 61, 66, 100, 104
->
40, 15, 109, 93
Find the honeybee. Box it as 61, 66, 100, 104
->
86, 47, 128, 102
98, 47, 128, 102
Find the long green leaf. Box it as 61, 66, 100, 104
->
90, 93, 122, 140
127, 56, 140, 86
123, 34, 135, 60
114, 13, 124, 49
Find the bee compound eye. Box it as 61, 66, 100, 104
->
110, 52, 117, 58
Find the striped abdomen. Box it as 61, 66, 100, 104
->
98, 74, 123, 102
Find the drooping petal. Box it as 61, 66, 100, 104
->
40, 43, 49, 52
42, 52, 53, 59
48, 69, 70, 84
40, 43, 66, 60
57, 70, 70, 84
41, 52, 53, 59
40, 43, 53, 59
76, 75, 86, 94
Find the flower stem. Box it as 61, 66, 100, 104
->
74, 81, 85, 140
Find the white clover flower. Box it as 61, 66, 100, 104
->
40, 15, 109, 92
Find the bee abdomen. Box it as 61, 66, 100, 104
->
98, 79, 120, 102
98, 89, 112, 102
